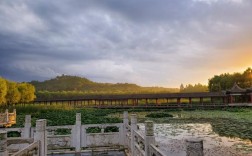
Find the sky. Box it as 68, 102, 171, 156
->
0, 0, 252, 88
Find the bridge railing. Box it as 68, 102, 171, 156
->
123, 112, 165, 156
123, 112, 204, 156
2, 111, 205, 156
0, 109, 16, 127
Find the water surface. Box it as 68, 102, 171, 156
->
138, 123, 252, 156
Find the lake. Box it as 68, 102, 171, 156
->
138, 123, 252, 156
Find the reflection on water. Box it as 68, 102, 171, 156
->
138, 123, 252, 156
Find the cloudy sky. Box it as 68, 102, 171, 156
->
0, 0, 252, 87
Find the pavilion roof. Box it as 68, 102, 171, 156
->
226, 83, 246, 94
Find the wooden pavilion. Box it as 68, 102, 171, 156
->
225, 83, 252, 103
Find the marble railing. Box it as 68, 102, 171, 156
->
1, 111, 204, 156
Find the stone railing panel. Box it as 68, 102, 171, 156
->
7, 138, 34, 146
12, 141, 39, 156
2, 128, 22, 133
135, 143, 145, 156
46, 125, 73, 136
150, 144, 166, 156
86, 132, 120, 147
47, 135, 72, 150
84, 123, 122, 129
134, 130, 145, 152
134, 130, 144, 142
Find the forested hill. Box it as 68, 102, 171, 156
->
30, 75, 179, 94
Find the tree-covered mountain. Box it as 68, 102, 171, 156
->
30, 75, 94, 92
30, 75, 179, 100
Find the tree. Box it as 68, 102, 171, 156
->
0, 77, 7, 105
243, 68, 252, 88
208, 68, 252, 91
6, 81, 21, 104
180, 83, 208, 93
18, 83, 36, 103
180, 84, 184, 92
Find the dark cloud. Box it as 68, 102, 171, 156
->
0, 0, 252, 87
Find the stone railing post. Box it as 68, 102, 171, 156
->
119, 124, 124, 145
81, 125, 87, 148
186, 138, 204, 156
123, 111, 129, 146
130, 114, 137, 156
71, 113, 81, 152
0, 131, 8, 156
123, 111, 129, 126
34, 119, 47, 156
22, 115, 31, 138
145, 121, 155, 156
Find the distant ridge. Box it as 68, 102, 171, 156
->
30, 75, 179, 94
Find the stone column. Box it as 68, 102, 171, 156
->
34, 119, 47, 156
130, 114, 137, 155
145, 121, 155, 156
71, 113, 81, 152
119, 124, 124, 146
81, 125, 87, 148
0, 131, 8, 156
22, 115, 31, 138
123, 111, 129, 146
185, 138, 204, 156
123, 111, 130, 145
123, 111, 129, 126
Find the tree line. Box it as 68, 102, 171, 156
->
0, 77, 36, 105
180, 83, 208, 93
208, 68, 252, 92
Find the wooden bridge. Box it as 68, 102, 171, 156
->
32, 87, 252, 109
